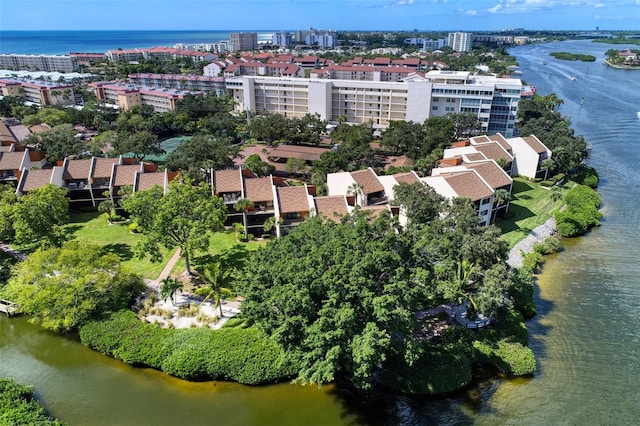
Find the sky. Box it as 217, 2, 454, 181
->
2, 0, 640, 31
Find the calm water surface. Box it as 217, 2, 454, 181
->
2, 39, 640, 425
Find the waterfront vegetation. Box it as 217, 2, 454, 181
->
549, 52, 596, 61
498, 178, 567, 248
0, 379, 64, 425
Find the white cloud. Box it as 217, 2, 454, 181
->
486, 0, 628, 14
465, 9, 478, 15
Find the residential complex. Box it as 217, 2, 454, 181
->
447, 32, 473, 52
89, 82, 191, 112
229, 33, 259, 52
0, 54, 79, 72
128, 73, 226, 96
226, 70, 522, 135
0, 78, 76, 106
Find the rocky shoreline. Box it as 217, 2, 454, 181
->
507, 217, 557, 268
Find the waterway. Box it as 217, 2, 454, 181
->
2, 39, 640, 424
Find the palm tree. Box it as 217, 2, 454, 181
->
492, 188, 512, 221
233, 198, 253, 240
160, 277, 183, 305
195, 261, 234, 317
347, 182, 364, 206
540, 158, 555, 181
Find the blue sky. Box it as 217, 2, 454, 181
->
2, 0, 640, 31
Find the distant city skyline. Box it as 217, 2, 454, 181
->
2, 0, 640, 32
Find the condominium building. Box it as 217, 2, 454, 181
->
128, 73, 226, 96
447, 32, 473, 52
0, 54, 78, 72
272, 31, 292, 47
229, 33, 258, 51
226, 70, 522, 136
89, 82, 189, 112
0, 78, 76, 106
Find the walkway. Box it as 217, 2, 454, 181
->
507, 217, 557, 268
0, 242, 26, 261
146, 247, 182, 290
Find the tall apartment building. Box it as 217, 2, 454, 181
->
0, 54, 78, 72
272, 31, 292, 47
447, 32, 473, 52
226, 70, 522, 136
0, 79, 76, 106
89, 82, 188, 112
229, 32, 258, 51
128, 73, 226, 96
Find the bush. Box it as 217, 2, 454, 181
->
564, 184, 601, 209
522, 251, 543, 272
79, 310, 297, 385
128, 222, 139, 233
379, 348, 473, 395
534, 236, 562, 255
574, 166, 599, 188
507, 268, 536, 319
0, 379, 65, 425
473, 340, 536, 376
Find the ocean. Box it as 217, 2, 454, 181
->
0, 30, 277, 55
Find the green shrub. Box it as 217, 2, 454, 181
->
478, 309, 530, 346
473, 340, 536, 376
564, 184, 601, 209
0, 379, 65, 425
128, 222, 139, 233
522, 251, 544, 271
379, 348, 472, 395
534, 236, 562, 255
79, 310, 296, 385
574, 166, 599, 188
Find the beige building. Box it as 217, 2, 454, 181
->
226, 70, 522, 135
0, 79, 75, 106
229, 33, 258, 51
89, 82, 186, 112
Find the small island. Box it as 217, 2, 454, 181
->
549, 52, 596, 61
604, 48, 640, 69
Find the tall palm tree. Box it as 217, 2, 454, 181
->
492, 188, 512, 221
234, 198, 253, 240
195, 261, 234, 317
160, 277, 183, 305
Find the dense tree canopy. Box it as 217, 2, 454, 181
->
122, 179, 227, 275
517, 94, 589, 173
240, 196, 515, 390
0, 184, 68, 248
1, 241, 144, 331
24, 123, 84, 162
164, 134, 239, 179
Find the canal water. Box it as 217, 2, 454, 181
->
1, 39, 639, 424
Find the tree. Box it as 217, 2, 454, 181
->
195, 261, 234, 317
244, 153, 275, 177
98, 199, 116, 223
160, 277, 183, 305
24, 123, 83, 162
239, 213, 427, 390
11, 184, 69, 247
233, 198, 254, 240
164, 134, 238, 179
540, 158, 555, 180
393, 182, 445, 225
492, 188, 512, 220
0, 241, 144, 331
380, 120, 425, 158
112, 130, 164, 161
447, 112, 483, 140
123, 179, 227, 276
285, 157, 307, 178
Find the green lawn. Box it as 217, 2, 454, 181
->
64, 212, 174, 279
169, 231, 266, 276
496, 178, 568, 248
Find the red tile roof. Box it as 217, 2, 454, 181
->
441, 171, 493, 202
244, 177, 274, 202
214, 169, 242, 194
314, 195, 348, 223
351, 169, 384, 195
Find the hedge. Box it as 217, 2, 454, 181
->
0, 378, 64, 426
555, 184, 603, 237
79, 310, 297, 385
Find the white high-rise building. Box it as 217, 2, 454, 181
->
225, 70, 522, 136
447, 32, 472, 52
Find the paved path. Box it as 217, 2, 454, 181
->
146, 247, 182, 290
507, 217, 557, 268
0, 242, 26, 261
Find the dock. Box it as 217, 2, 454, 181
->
0, 299, 18, 316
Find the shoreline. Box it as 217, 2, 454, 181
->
507, 217, 557, 269
602, 59, 640, 70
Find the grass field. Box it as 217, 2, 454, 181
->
64, 212, 173, 279
64, 212, 266, 279
496, 178, 568, 248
